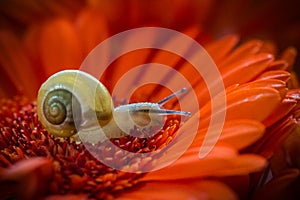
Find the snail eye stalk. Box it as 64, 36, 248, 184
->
157, 88, 187, 106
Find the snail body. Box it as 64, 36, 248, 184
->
37, 70, 190, 143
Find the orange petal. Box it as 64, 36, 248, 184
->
263, 98, 296, 127
39, 18, 83, 77
266, 60, 288, 71
146, 26, 201, 72
117, 180, 237, 200
286, 89, 300, 100
252, 118, 296, 158
219, 119, 265, 149
100, 26, 159, 93
23, 24, 47, 85
106, 26, 202, 100
210, 154, 266, 176
204, 34, 239, 64
220, 39, 262, 68
150, 26, 201, 75
225, 87, 281, 122
102, 48, 152, 96
280, 47, 297, 71
192, 119, 265, 150
258, 40, 277, 55
257, 70, 291, 82
181, 26, 202, 39
0, 30, 40, 99
141, 146, 266, 181
236, 79, 288, 99
191, 55, 274, 109
222, 53, 274, 87
288, 71, 300, 89
200, 87, 281, 125
76, 9, 109, 55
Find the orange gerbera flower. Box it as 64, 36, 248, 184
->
0, 1, 299, 200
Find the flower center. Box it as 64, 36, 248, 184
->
0, 97, 180, 198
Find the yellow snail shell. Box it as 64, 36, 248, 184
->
37, 70, 113, 137
37, 70, 191, 143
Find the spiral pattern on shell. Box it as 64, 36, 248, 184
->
39, 88, 82, 137
43, 89, 68, 125
45, 88, 82, 124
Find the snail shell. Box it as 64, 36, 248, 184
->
38, 70, 190, 143
37, 70, 113, 137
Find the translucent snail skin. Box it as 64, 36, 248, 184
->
37, 70, 190, 143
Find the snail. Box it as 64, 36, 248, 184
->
37, 70, 191, 143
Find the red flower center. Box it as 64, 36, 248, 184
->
0, 97, 180, 198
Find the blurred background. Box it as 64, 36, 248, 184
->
0, 0, 299, 48
0, 0, 299, 97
